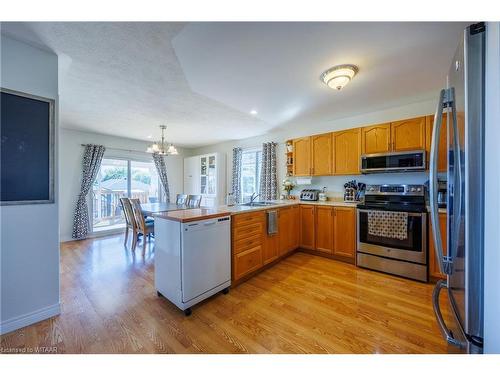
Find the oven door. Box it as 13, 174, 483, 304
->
357, 209, 427, 264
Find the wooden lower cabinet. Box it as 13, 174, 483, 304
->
232, 207, 301, 282
333, 207, 356, 259
429, 212, 448, 279
290, 206, 300, 249
263, 232, 279, 265
299, 205, 316, 249
232, 211, 265, 281
232, 205, 356, 283
233, 246, 263, 280
315, 206, 333, 254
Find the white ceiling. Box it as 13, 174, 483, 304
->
1, 22, 469, 147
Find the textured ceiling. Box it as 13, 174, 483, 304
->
1, 22, 469, 147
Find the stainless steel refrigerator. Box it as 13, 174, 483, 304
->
429, 22, 485, 354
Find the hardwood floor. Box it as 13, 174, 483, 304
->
0, 234, 452, 353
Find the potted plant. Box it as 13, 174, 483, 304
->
282, 178, 295, 199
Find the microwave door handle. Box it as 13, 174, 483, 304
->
430, 89, 447, 275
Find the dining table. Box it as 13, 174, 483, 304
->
140, 202, 189, 216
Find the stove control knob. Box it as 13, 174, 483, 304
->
410, 187, 416, 192
416, 187, 422, 192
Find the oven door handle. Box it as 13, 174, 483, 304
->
357, 209, 424, 217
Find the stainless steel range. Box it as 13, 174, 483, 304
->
356, 184, 428, 282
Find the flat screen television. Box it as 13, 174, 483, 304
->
1, 87, 55, 205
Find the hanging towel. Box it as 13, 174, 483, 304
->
368, 210, 408, 240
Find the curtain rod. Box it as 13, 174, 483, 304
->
80, 144, 150, 154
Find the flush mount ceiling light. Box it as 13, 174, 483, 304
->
146, 125, 178, 155
320, 64, 359, 91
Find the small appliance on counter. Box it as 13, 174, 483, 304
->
318, 187, 328, 202
343, 180, 365, 202
225, 192, 236, 206
299, 189, 320, 201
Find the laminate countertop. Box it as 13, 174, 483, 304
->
219, 199, 358, 215
153, 208, 232, 223
153, 201, 446, 221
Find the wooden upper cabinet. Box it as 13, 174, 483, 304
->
293, 137, 311, 176
299, 205, 315, 250
315, 206, 333, 254
333, 128, 361, 175
333, 207, 356, 259
429, 213, 448, 279
311, 133, 333, 176
390, 116, 426, 151
426, 114, 448, 173
361, 123, 391, 155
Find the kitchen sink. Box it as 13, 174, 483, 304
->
240, 201, 277, 207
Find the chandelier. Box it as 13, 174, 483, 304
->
146, 125, 178, 155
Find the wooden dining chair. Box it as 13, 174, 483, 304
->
130, 198, 154, 251
119, 197, 136, 246
176, 194, 188, 205
186, 194, 202, 208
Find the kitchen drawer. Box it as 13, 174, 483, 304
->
233, 233, 263, 254
233, 246, 263, 280
233, 212, 265, 226
232, 221, 264, 241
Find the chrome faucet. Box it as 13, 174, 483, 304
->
249, 192, 260, 204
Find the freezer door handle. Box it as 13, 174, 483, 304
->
432, 280, 464, 348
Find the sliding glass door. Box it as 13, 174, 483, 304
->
91, 158, 160, 233
130, 161, 160, 203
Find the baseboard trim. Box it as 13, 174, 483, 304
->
0, 303, 60, 335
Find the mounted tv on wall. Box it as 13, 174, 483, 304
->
1, 87, 55, 205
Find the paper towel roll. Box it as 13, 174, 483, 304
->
296, 177, 312, 185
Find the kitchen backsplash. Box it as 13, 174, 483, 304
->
287, 171, 430, 198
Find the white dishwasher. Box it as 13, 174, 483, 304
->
155, 215, 231, 316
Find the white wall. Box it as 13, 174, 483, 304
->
59, 128, 192, 242
192, 98, 436, 199
0, 35, 60, 334
484, 21, 500, 354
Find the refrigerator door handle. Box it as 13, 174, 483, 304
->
449, 87, 463, 264
432, 280, 464, 348
429, 89, 448, 275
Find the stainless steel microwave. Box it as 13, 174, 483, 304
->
360, 150, 426, 174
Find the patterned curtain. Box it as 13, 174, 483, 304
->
152, 153, 171, 203
231, 147, 243, 203
72, 144, 105, 239
260, 142, 278, 200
